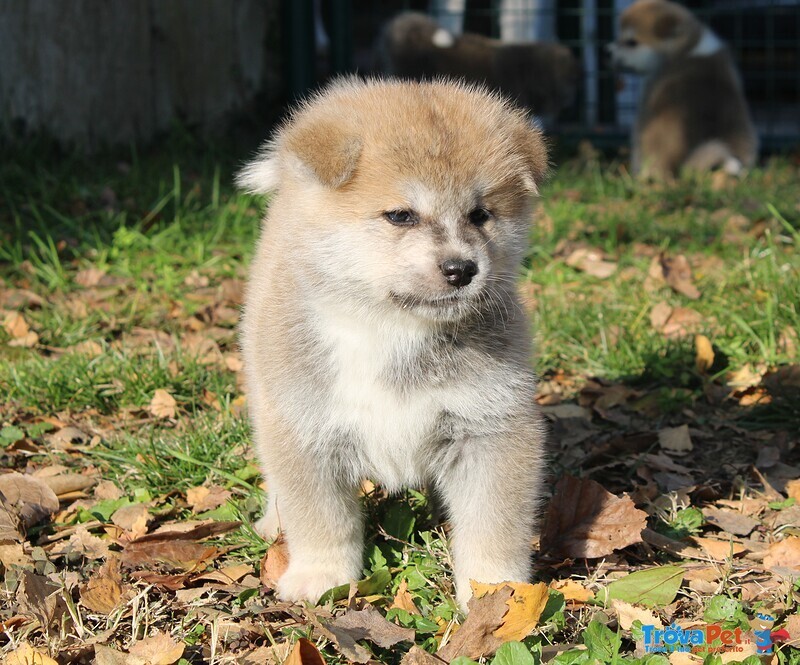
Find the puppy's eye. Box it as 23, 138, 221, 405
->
468, 207, 492, 226
622, 38, 638, 47
384, 209, 417, 226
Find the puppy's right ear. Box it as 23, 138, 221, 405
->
236, 117, 362, 193
283, 116, 362, 189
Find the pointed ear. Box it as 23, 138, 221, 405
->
513, 121, 549, 193
283, 116, 363, 189
654, 12, 680, 39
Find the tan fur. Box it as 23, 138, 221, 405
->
238, 78, 548, 610
377, 12, 579, 118
609, 0, 757, 178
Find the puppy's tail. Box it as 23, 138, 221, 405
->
684, 140, 744, 175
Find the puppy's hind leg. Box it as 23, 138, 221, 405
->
435, 425, 545, 611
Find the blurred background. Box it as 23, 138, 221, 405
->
1, 0, 798, 154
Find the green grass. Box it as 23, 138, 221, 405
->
1, 141, 799, 663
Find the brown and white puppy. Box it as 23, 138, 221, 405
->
377, 12, 579, 120
238, 78, 548, 610
609, 0, 758, 178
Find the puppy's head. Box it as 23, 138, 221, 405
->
239, 78, 548, 323
609, 0, 704, 74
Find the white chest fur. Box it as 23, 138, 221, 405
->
313, 304, 441, 490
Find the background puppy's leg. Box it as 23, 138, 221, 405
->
269, 455, 364, 604
436, 428, 544, 610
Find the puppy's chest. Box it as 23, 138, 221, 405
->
319, 315, 455, 483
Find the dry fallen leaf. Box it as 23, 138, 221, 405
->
611, 598, 663, 631
112, 502, 151, 539
436, 585, 514, 661
260, 533, 289, 588
3, 643, 59, 665
660, 253, 701, 300
549, 579, 594, 603
284, 638, 326, 665
690, 537, 746, 561
401, 646, 446, 665
16, 571, 66, 628
121, 539, 220, 573
49, 525, 110, 560
565, 247, 617, 279
658, 425, 693, 454
325, 604, 415, 663
392, 579, 420, 614
2, 311, 39, 347
703, 507, 759, 536
128, 632, 185, 665
186, 485, 232, 513
470, 581, 548, 641
75, 267, 107, 288
650, 303, 705, 338
786, 479, 800, 502
695, 334, 715, 372
539, 476, 647, 559
80, 556, 125, 614
0, 472, 60, 528
148, 389, 177, 419
763, 537, 800, 572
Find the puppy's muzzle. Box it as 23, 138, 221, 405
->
440, 259, 478, 288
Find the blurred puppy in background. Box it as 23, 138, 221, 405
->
609, 0, 757, 179
377, 12, 579, 121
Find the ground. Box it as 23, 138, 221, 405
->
1, 138, 799, 664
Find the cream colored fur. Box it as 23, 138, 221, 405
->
238, 78, 548, 610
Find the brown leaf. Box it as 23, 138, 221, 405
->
128, 632, 185, 665
2, 311, 39, 347
94, 646, 131, 665
121, 540, 220, 573
38, 473, 96, 497
786, 479, 800, 502
436, 586, 513, 661
694, 334, 715, 373
470, 581, 548, 641
132, 519, 239, 543
650, 303, 704, 338
658, 425, 693, 454
326, 604, 415, 660
703, 507, 759, 536
660, 253, 700, 299
611, 599, 663, 631
763, 537, 800, 572
112, 503, 151, 539
95, 480, 124, 501
75, 267, 107, 287
260, 533, 289, 588
549, 579, 593, 604
540, 476, 647, 559
186, 485, 232, 513
401, 646, 447, 665
16, 571, 66, 627
80, 556, 125, 614
285, 638, 326, 665
49, 525, 110, 560
391, 579, 420, 614
690, 537, 746, 561
4, 643, 59, 665
0, 472, 59, 528
565, 247, 617, 279
148, 389, 177, 419
0, 542, 31, 568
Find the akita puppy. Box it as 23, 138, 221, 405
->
238, 78, 548, 610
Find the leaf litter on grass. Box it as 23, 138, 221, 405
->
2, 152, 799, 663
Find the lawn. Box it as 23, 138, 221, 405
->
1, 138, 799, 664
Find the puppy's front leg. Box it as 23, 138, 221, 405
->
268, 457, 364, 604
437, 431, 543, 610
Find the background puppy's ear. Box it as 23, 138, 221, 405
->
654, 12, 680, 39
284, 116, 363, 189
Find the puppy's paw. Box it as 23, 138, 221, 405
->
276, 563, 355, 604
254, 510, 281, 541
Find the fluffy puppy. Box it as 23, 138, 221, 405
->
609, 0, 757, 179
377, 12, 579, 119
238, 78, 548, 610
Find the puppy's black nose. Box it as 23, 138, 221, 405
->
441, 259, 478, 288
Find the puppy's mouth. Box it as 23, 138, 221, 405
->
388, 291, 465, 310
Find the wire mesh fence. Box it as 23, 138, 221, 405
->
286, 0, 800, 152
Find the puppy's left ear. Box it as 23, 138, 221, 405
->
514, 122, 550, 193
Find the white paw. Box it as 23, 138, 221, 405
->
254, 510, 281, 541
276, 563, 355, 604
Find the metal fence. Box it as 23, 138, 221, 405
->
284, 0, 800, 151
